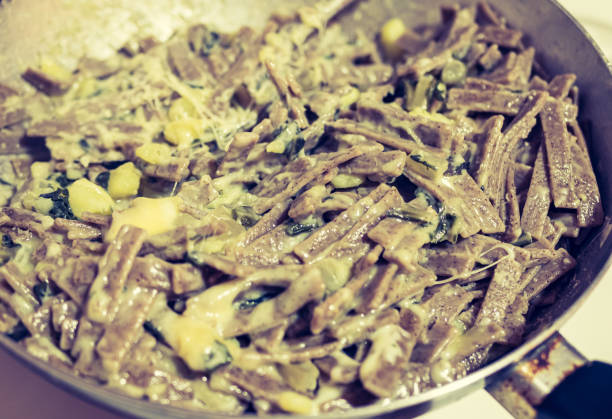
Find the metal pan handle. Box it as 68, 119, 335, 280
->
487, 332, 612, 419
538, 360, 612, 419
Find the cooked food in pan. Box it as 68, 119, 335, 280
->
0, 0, 602, 415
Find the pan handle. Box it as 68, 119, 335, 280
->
486, 332, 612, 419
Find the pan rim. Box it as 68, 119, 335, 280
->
0, 0, 611, 417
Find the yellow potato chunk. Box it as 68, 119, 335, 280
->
32, 197, 54, 214
168, 97, 198, 121
67, 178, 114, 219
316, 258, 351, 293
277, 391, 314, 415
164, 119, 202, 146
106, 196, 180, 240
75, 77, 99, 99
278, 361, 319, 393
380, 18, 406, 60
331, 173, 364, 189
30, 162, 52, 179
259, 45, 275, 63
39, 56, 72, 83
266, 137, 288, 154
134, 142, 173, 165
339, 86, 360, 109
108, 162, 142, 199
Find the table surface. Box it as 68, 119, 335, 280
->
1, 0, 611, 418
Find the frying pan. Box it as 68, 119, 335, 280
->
0, 0, 611, 417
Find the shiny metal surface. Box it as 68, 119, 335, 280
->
487, 332, 588, 418
0, 0, 611, 417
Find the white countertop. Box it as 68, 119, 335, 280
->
1, 1, 611, 418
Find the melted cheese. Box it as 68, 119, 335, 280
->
158, 280, 249, 371
440, 324, 505, 363
184, 279, 245, 336
159, 314, 219, 371
106, 196, 180, 240
430, 359, 454, 385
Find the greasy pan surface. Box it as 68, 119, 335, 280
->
0, 0, 611, 417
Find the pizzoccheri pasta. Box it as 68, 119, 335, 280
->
0, 0, 603, 415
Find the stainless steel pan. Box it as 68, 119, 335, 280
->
1, 0, 611, 417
